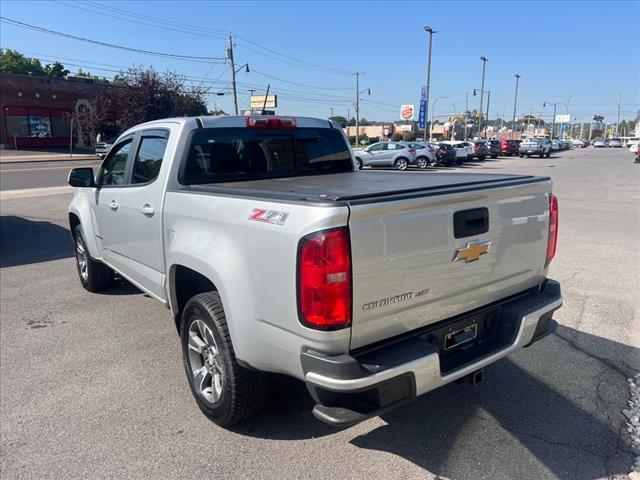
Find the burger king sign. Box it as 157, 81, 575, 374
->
400, 104, 415, 120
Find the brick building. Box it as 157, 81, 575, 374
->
0, 72, 117, 149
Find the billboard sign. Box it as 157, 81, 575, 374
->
400, 104, 415, 120
418, 86, 427, 129
555, 114, 571, 123
250, 95, 278, 109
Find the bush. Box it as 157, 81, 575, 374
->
402, 131, 417, 142
390, 132, 403, 141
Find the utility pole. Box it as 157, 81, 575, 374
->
422, 26, 437, 141
430, 96, 447, 142
500, 100, 505, 131
227, 34, 238, 115
478, 56, 488, 137
247, 89, 256, 111
464, 91, 469, 140
512, 74, 520, 140
544, 101, 559, 139
353, 72, 365, 147
616, 93, 622, 136
330, 107, 334, 119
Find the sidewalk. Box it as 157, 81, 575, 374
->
0, 149, 98, 163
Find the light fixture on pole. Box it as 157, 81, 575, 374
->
422, 26, 437, 141
430, 96, 447, 142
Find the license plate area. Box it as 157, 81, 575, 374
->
445, 324, 477, 350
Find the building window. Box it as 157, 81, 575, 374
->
5, 115, 30, 138
28, 115, 52, 138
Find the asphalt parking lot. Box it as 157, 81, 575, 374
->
1, 147, 638, 479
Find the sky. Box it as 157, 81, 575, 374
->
1, 0, 639, 124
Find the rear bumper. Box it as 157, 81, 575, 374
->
302, 279, 562, 427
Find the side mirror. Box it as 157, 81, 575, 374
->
68, 167, 95, 188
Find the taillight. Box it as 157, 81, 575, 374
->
246, 116, 296, 128
473, 145, 479, 151
546, 194, 559, 265
409, 148, 416, 155
297, 227, 352, 330
439, 147, 447, 153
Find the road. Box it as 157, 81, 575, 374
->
1, 147, 638, 480
0, 159, 102, 191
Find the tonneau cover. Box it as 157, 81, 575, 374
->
184, 171, 549, 205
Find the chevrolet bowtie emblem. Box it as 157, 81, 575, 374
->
453, 240, 492, 263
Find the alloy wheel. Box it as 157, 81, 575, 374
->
187, 319, 225, 404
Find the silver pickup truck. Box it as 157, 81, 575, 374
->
67, 115, 562, 428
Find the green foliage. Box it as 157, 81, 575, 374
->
44, 62, 70, 79
402, 131, 416, 141
0, 49, 70, 79
329, 115, 348, 127
390, 132, 403, 141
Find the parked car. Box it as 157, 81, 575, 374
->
95, 141, 113, 159
572, 139, 588, 148
445, 141, 472, 165
628, 142, 639, 153
519, 138, 551, 158
551, 140, 562, 151
635, 144, 640, 163
500, 139, 520, 156
593, 139, 608, 148
471, 141, 489, 161
625, 137, 639, 148
400, 142, 435, 168
67, 114, 562, 427
608, 138, 623, 148
435, 143, 457, 166
353, 141, 416, 170
486, 140, 501, 158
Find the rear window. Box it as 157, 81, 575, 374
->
180, 127, 352, 184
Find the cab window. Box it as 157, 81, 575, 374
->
98, 139, 132, 186
132, 135, 168, 184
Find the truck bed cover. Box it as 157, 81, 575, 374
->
181, 171, 550, 206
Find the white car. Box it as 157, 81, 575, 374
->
628, 142, 639, 153
551, 140, 561, 151
608, 138, 623, 148
444, 141, 472, 165
593, 140, 608, 148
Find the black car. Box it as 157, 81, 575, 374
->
487, 140, 500, 159
436, 143, 457, 166
471, 141, 489, 160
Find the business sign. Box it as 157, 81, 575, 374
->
250, 95, 278, 109
555, 114, 571, 123
400, 104, 415, 120
418, 86, 427, 129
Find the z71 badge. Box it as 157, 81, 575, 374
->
248, 209, 289, 226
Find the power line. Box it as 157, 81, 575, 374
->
0, 16, 227, 61
250, 69, 352, 91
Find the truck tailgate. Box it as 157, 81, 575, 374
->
348, 178, 551, 349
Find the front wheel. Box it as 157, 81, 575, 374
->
519, 154, 524, 158
394, 158, 409, 171
181, 292, 268, 427
491, 154, 498, 159
479, 156, 486, 161
539, 152, 545, 158
355, 158, 363, 170
73, 225, 114, 292
546, 151, 551, 158
416, 157, 429, 169
456, 157, 464, 165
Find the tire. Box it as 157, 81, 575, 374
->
355, 158, 363, 170
519, 154, 524, 158
73, 225, 114, 292
546, 150, 551, 158
416, 157, 428, 169
456, 156, 464, 165
180, 292, 268, 427
539, 152, 544, 158
527, 154, 531, 158
479, 156, 486, 161
491, 154, 498, 159
394, 158, 409, 171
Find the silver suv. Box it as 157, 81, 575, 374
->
354, 141, 416, 170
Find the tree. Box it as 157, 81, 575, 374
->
402, 131, 416, 141
116, 67, 207, 129
44, 61, 69, 79
208, 109, 227, 116
0, 49, 45, 76
329, 115, 348, 127
390, 132, 403, 141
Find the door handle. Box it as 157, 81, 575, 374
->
109, 200, 119, 211
140, 204, 155, 216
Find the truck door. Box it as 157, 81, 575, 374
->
116, 128, 170, 301
91, 137, 134, 274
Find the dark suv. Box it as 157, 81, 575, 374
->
436, 143, 457, 166
500, 139, 520, 156
472, 141, 489, 160
487, 140, 500, 158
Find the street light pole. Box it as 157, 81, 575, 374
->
422, 26, 437, 142
353, 72, 364, 147
511, 74, 520, 140
330, 107, 334, 119
544, 102, 558, 140
464, 91, 469, 140
478, 56, 488, 137
484, 90, 491, 138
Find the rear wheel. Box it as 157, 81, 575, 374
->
73, 225, 114, 292
181, 292, 268, 427
539, 152, 544, 158
394, 158, 409, 171
491, 154, 498, 159
479, 156, 486, 161
519, 154, 524, 158
416, 157, 428, 169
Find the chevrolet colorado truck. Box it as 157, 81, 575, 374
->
519, 138, 552, 158
67, 115, 562, 428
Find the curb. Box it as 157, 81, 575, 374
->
0, 155, 98, 164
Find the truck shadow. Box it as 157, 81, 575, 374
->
236, 325, 637, 480
0, 215, 72, 267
